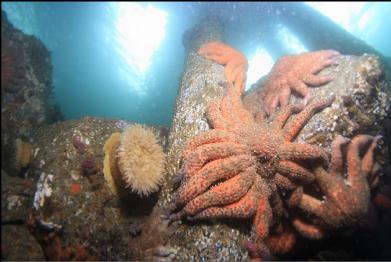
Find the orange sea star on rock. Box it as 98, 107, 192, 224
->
198, 41, 248, 93
170, 41, 380, 259
169, 76, 334, 258
292, 134, 381, 239
261, 49, 340, 116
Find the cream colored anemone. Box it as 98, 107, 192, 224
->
103, 124, 166, 197
115, 124, 165, 197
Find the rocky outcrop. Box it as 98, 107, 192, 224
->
1, 10, 63, 175
1, 117, 169, 260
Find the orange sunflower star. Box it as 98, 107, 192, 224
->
262, 49, 340, 116
198, 41, 248, 93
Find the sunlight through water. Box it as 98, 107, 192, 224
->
277, 25, 308, 54
306, 2, 367, 33
113, 2, 168, 94
246, 48, 274, 91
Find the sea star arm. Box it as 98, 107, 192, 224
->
198, 42, 229, 63
303, 74, 335, 86
297, 187, 327, 217
291, 216, 326, 239
276, 160, 315, 184
360, 135, 381, 176
171, 154, 254, 211
262, 49, 340, 116
246, 178, 273, 261
289, 79, 310, 103
182, 130, 235, 162
327, 135, 351, 175
269, 188, 285, 219
270, 103, 304, 130
307, 50, 341, 74
277, 143, 329, 166
227, 62, 248, 93
182, 169, 256, 217
346, 135, 375, 191
273, 173, 298, 191
204, 82, 253, 133
218, 81, 254, 128
201, 53, 224, 62
293, 135, 379, 239
265, 82, 293, 116
188, 182, 261, 220
253, 192, 273, 240
205, 99, 228, 129
198, 41, 248, 92
184, 142, 247, 176
282, 95, 335, 142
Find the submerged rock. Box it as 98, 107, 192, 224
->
1, 224, 45, 260
1, 10, 63, 175
243, 54, 390, 161
1, 117, 169, 260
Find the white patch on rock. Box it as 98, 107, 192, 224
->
39, 220, 62, 230
39, 159, 45, 168
33, 173, 54, 210
33, 147, 40, 158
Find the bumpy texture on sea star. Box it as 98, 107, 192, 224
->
198, 41, 248, 93
292, 135, 380, 239
170, 68, 334, 258
261, 50, 340, 116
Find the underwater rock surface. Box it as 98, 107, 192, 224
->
1, 11, 62, 175
1, 117, 169, 260
1, 171, 45, 260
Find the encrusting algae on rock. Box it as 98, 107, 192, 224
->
103, 124, 166, 198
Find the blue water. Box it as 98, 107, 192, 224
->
2, 2, 390, 126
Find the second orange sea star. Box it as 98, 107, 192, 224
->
262, 49, 340, 116
198, 41, 248, 93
